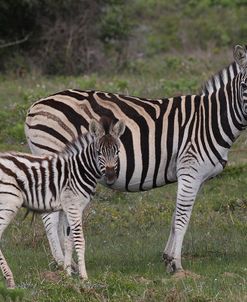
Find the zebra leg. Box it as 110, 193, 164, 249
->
0, 249, 15, 288
65, 212, 87, 280
63, 224, 73, 276
41, 212, 65, 267
163, 212, 175, 263
0, 195, 21, 288
62, 194, 89, 280
59, 212, 79, 273
163, 172, 202, 273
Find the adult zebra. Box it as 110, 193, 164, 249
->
25, 45, 247, 274
0, 118, 125, 288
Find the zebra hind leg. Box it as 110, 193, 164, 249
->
42, 212, 65, 268
0, 194, 22, 288
163, 212, 176, 271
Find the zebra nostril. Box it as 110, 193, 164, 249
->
105, 167, 115, 177
105, 167, 116, 185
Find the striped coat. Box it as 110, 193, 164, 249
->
25, 45, 247, 274
0, 118, 125, 288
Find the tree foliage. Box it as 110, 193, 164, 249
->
0, 0, 133, 74
0, 0, 246, 75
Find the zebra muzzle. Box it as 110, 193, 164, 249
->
104, 167, 117, 185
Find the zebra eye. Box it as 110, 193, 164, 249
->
241, 82, 247, 90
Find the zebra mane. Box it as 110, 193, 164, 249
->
201, 61, 240, 95
99, 116, 113, 135
63, 132, 94, 157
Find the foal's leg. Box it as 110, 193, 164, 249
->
66, 215, 87, 279
42, 211, 79, 272
63, 196, 89, 280
63, 223, 73, 276
59, 211, 79, 273
41, 212, 65, 267
0, 194, 21, 288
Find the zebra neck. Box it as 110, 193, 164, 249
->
201, 62, 240, 95
59, 142, 101, 192
226, 77, 247, 138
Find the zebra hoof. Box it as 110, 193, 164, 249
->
162, 253, 173, 264
49, 260, 64, 271
162, 253, 179, 274
71, 261, 79, 275
6, 278, 15, 289
80, 275, 88, 282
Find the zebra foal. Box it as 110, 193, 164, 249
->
0, 117, 125, 288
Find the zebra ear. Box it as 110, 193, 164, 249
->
111, 120, 126, 138
89, 119, 105, 138
233, 45, 247, 69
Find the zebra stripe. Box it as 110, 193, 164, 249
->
202, 62, 240, 95
0, 118, 125, 288
25, 45, 247, 274
201, 48, 247, 95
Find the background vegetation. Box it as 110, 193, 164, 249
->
1, 0, 247, 75
0, 0, 246, 301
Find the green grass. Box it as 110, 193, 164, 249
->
0, 164, 246, 301
0, 53, 246, 301
1, 167, 246, 301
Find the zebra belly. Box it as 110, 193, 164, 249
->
99, 169, 177, 192
114, 151, 178, 191
22, 195, 62, 212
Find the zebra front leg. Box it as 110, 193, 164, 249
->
63, 195, 89, 280
66, 214, 88, 280
59, 212, 79, 273
163, 172, 202, 273
63, 224, 73, 276
42, 212, 65, 267
0, 196, 21, 288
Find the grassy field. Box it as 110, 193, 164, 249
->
0, 52, 246, 301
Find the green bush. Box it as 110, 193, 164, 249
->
1, 0, 247, 75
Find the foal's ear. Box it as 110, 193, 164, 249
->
111, 120, 126, 138
89, 119, 105, 138
233, 45, 247, 70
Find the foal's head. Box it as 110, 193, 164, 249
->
89, 117, 125, 185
